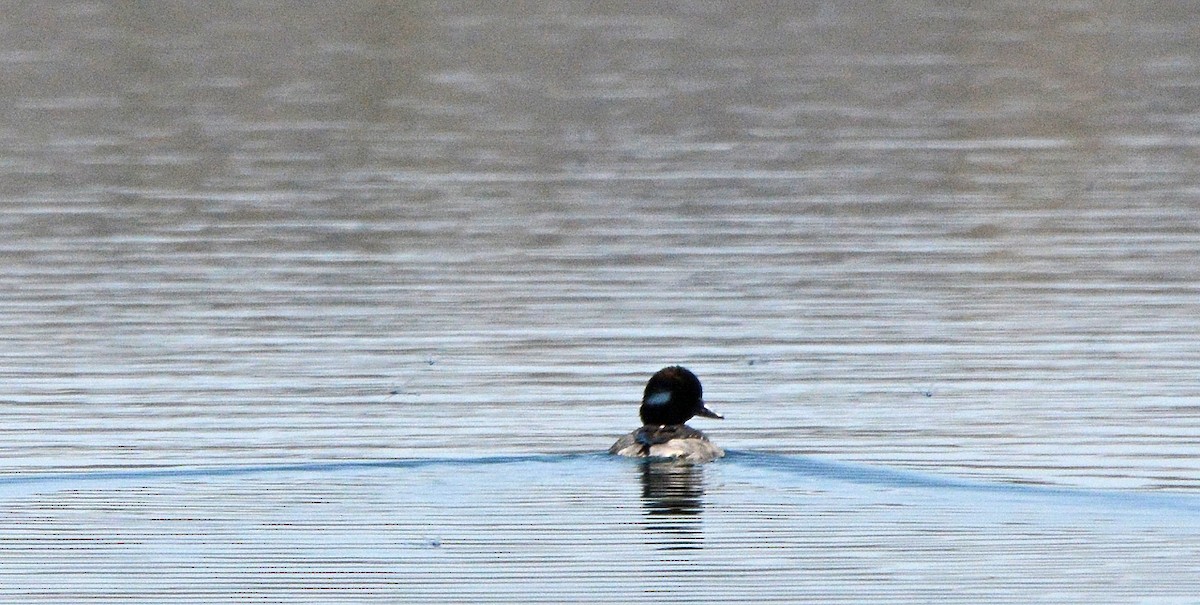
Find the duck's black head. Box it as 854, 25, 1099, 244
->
638, 366, 723, 426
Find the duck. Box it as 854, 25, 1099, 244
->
609, 366, 725, 463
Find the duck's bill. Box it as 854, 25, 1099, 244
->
695, 402, 723, 419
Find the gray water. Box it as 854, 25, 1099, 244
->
3, 1, 1200, 602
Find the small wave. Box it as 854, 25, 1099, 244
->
4, 451, 1199, 514
0, 454, 598, 498
723, 450, 1200, 514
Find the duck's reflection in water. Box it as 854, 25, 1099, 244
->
639, 460, 707, 550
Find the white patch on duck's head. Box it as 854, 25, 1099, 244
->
644, 390, 672, 406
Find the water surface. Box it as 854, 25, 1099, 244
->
4, 454, 1200, 603
2, 1, 1200, 602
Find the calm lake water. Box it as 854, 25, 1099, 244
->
3, 1, 1200, 602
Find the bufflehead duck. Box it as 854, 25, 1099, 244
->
609, 366, 725, 463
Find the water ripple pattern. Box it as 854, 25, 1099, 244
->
2, 1, 1200, 602
3, 455, 1200, 603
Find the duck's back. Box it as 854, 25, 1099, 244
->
609, 424, 725, 463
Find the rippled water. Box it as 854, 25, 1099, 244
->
5, 454, 1200, 603
3, 1, 1200, 602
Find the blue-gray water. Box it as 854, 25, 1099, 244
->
3, 1, 1200, 602
4, 454, 1200, 603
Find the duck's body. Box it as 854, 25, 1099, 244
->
609, 424, 725, 463
609, 366, 725, 464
